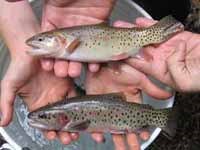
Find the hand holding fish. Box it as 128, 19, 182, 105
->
125, 17, 200, 92
40, 0, 115, 77
85, 63, 172, 150
0, 0, 80, 145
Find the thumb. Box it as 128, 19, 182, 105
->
140, 75, 172, 99
0, 81, 15, 126
126, 58, 153, 77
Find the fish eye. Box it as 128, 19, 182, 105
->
37, 37, 44, 42
39, 113, 47, 119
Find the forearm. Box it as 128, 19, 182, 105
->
0, 0, 40, 58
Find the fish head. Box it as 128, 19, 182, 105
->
26, 31, 79, 57
28, 109, 72, 131
28, 104, 91, 132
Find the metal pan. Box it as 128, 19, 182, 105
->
0, 0, 174, 149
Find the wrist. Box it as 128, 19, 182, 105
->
0, 0, 40, 58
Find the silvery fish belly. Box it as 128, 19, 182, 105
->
28, 93, 177, 135
26, 15, 184, 62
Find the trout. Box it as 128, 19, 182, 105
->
26, 16, 184, 62
28, 93, 177, 136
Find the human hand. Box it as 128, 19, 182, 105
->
0, 0, 79, 145
40, 0, 115, 77
85, 62, 172, 150
123, 17, 200, 92
0, 54, 79, 144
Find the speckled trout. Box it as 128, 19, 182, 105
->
26, 16, 184, 62
28, 93, 177, 136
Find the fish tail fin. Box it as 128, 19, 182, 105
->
161, 105, 180, 139
147, 15, 184, 44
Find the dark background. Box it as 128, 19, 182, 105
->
133, 0, 191, 22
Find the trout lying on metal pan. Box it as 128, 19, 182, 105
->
26, 16, 184, 62
28, 93, 178, 137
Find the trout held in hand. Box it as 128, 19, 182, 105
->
26, 16, 184, 62
28, 93, 177, 136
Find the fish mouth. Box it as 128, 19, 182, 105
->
28, 118, 49, 130
26, 39, 49, 56
26, 48, 52, 57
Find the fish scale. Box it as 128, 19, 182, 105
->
26, 15, 184, 62
28, 93, 177, 136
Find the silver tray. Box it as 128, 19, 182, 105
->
0, 0, 174, 149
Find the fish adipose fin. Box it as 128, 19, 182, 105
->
145, 15, 184, 44
161, 106, 180, 139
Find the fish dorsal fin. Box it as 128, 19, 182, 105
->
68, 120, 90, 131
68, 92, 127, 103
94, 92, 127, 103
96, 22, 109, 27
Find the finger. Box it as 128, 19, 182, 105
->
40, 58, 54, 71
127, 133, 140, 150
0, 82, 15, 126
88, 64, 100, 73
41, 18, 57, 31
68, 61, 82, 78
139, 131, 150, 141
91, 133, 104, 143
70, 133, 79, 141
113, 135, 126, 150
167, 41, 186, 73
113, 20, 135, 28
127, 58, 172, 99
135, 17, 157, 27
126, 58, 153, 79
141, 75, 172, 99
167, 41, 187, 89
54, 60, 69, 77
43, 131, 57, 140
58, 132, 72, 145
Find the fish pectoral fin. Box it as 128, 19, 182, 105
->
55, 32, 80, 54
68, 120, 90, 131
66, 38, 80, 53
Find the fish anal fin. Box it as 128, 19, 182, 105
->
111, 52, 129, 61
68, 120, 90, 131
103, 92, 127, 102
